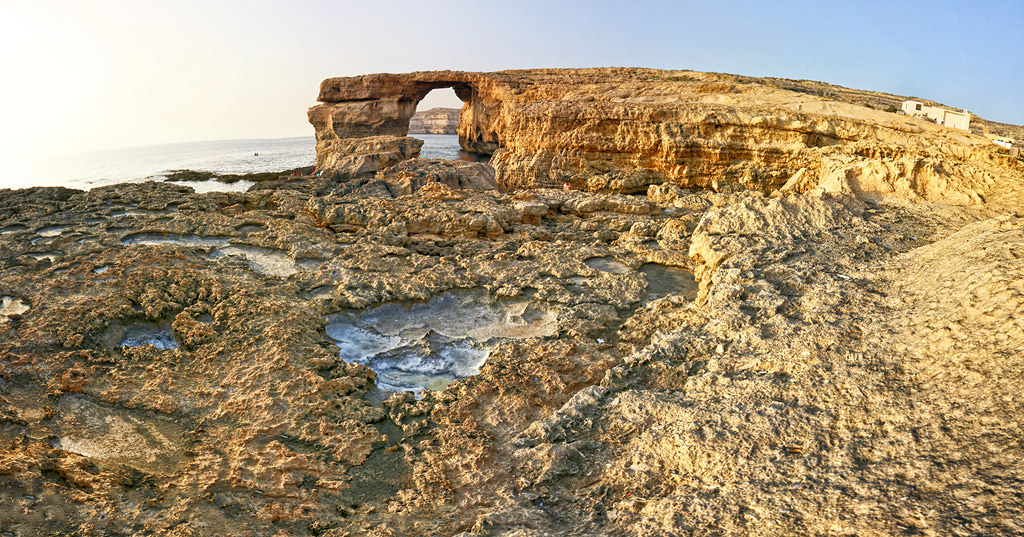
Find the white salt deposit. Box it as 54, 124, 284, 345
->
122, 233, 228, 247
120, 323, 178, 350
209, 245, 298, 277
36, 225, 69, 237
0, 296, 30, 319
584, 256, 629, 274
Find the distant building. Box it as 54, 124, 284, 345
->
902, 100, 971, 131
985, 133, 1015, 149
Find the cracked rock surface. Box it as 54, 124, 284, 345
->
2, 111, 1024, 536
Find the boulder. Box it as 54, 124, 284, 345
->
314, 135, 422, 178
377, 159, 498, 196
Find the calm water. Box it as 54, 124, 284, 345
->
325, 289, 556, 393
13, 134, 464, 191
415, 134, 463, 160
23, 137, 316, 191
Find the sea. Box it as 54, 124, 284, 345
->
11, 134, 463, 192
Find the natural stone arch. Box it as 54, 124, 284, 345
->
308, 68, 1004, 196
307, 73, 501, 176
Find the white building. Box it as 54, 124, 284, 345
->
902, 100, 971, 131
985, 134, 1015, 149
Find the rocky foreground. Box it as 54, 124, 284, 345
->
2, 68, 1024, 536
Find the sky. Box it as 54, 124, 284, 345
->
0, 0, 1021, 183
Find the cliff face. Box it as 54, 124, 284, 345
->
308, 68, 1022, 208
408, 107, 460, 134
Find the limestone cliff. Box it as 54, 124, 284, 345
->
408, 107, 460, 134
309, 68, 1023, 209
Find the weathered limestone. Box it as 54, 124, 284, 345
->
3, 67, 1024, 537
309, 68, 1023, 207
5, 169, 1024, 535
307, 71, 485, 177
313, 136, 422, 177
377, 159, 497, 196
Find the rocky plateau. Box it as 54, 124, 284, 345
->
1, 67, 1023, 536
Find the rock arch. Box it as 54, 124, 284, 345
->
307, 71, 499, 177
307, 68, 1016, 198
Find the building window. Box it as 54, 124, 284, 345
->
916, 103, 922, 111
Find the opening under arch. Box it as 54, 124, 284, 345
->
409, 87, 488, 162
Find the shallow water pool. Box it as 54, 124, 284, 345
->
326, 290, 556, 393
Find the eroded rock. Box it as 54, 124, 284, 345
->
1, 68, 1024, 537
54, 395, 183, 475
309, 68, 1024, 206
377, 159, 498, 196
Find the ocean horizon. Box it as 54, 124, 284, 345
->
10, 134, 462, 191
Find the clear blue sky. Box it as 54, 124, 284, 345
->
1, 0, 1021, 177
